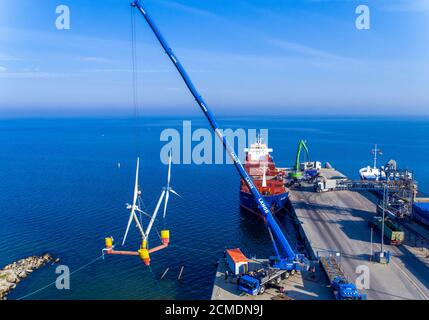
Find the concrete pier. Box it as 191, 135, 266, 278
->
289, 168, 429, 300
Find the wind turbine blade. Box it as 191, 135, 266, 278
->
132, 157, 140, 209
122, 158, 142, 246
153, 190, 166, 217
132, 208, 145, 235
163, 190, 170, 218
170, 188, 182, 198
145, 190, 166, 239
122, 208, 134, 246
135, 207, 151, 218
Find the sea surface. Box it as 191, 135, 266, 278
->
1, 116, 428, 299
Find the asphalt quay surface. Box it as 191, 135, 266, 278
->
289, 173, 429, 300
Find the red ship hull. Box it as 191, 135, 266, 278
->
240, 137, 289, 215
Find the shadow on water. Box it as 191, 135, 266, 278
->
238, 207, 274, 257
238, 206, 308, 258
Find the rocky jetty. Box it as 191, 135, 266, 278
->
0, 253, 59, 300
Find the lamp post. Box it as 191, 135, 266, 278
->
336, 252, 341, 269
376, 167, 390, 264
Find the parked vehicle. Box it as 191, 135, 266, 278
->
238, 268, 292, 295
320, 256, 366, 300
370, 214, 405, 245
316, 178, 337, 192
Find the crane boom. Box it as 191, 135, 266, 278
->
131, 1, 304, 267
294, 139, 310, 171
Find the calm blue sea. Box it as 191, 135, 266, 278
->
1, 116, 428, 299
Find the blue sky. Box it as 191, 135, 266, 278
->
0, 0, 428, 116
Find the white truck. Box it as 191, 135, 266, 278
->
316, 178, 337, 192
300, 161, 322, 171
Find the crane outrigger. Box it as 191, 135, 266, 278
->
129, 0, 308, 272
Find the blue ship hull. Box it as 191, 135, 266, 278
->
361, 176, 378, 181
413, 202, 429, 227
239, 191, 289, 216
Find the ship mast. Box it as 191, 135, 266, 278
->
372, 144, 382, 169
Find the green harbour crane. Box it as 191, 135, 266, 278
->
289, 139, 310, 179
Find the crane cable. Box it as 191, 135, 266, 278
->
16, 255, 104, 300
131, 5, 154, 235
130, 7, 168, 246
130, 5, 145, 242
131, 5, 139, 147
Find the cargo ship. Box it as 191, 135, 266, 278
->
239, 136, 288, 215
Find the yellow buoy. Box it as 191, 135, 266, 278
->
138, 248, 150, 266
160, 230, 170, 245
105, 237, 113, 249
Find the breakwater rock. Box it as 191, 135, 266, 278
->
0, 253, 59, 300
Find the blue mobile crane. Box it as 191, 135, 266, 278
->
131, 0, 309, 286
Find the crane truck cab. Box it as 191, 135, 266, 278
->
238, 275, 263, 295
269, 255, 308, 271
237, 268, 286, 296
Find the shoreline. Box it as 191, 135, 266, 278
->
0, 254, 59, 300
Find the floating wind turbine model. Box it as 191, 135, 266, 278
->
103, 155, 180, 266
